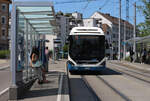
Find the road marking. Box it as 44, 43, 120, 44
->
57, 73, 64, 101
0, 87, 9, 96
0, 65, 9, 70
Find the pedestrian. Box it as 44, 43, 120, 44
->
141, 48, 147, 64
30, 46, 48, 84
146, 49, 150, 64
45, 47, 49, 72
129, 48, 134, 62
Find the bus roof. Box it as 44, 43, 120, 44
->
70, 27, 104, 36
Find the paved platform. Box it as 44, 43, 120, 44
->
109, 60, 150, 71
18, 59, 70, 101
0, 59, 10, 69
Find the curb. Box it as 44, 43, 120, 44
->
0, 65, 9, 70
0, 88, 9, 101
60, 73, 70, 101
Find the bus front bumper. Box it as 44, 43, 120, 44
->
67, 63, 106, 71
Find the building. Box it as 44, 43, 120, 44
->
53, 11, 83, 52
83, 18, 113, 58
0, 0, 11, 50
90, 12, 134, 59
83, 18, 97, 27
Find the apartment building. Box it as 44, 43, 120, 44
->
91, 12, 134, 58
53, 11, 83, 50
0, 0, 11, 50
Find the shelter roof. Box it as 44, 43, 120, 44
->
14, 1, 58, 35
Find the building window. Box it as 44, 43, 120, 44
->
2, 29, 6, 36
2, 4, 7, 11
1, 16, 6, 24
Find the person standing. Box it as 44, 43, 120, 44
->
30, 46, 48, 84
45, 47, 49, 72
141, 48, 147, 64
129, 48, 134, 62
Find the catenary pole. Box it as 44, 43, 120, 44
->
123, 0, 129, 59
133, 2, 136, 62
118, 0, 121, 60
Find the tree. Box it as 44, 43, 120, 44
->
63, 44, 68, 52
137, 0, 150, 37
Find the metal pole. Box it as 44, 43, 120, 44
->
9, 1, 18, 100
52, 39, 55, 64
11, 1, 17, 87
124, 0, 129, 59
25, 19, 29, 81
123, 21, 126, 59
118, 0, 121, 60
133, 2, 136, 62
29, 27, 33, 79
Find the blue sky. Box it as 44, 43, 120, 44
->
11, 0, 144, 25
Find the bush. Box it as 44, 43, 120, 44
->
125, 56, 130, 62
0, 50, 10, 59
63, 44, 68, 52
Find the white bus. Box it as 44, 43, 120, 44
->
67, 27, 106, 72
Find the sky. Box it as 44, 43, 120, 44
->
11, 0, 145, 25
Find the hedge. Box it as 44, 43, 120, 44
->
0, 50, 10, 59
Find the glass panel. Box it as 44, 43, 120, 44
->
15, 3, 57, 83
18, 7, 52, 12
16, 8, 40, 82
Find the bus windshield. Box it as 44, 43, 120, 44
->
69, 35, 105, 64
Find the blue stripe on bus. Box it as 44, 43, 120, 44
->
67, 62, 105, 71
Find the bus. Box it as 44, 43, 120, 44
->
67, 27, 106, 72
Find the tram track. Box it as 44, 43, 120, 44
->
67, 61, 150, 101
68, 72, 101, 101
81, 75, 101, 101
108, 63, 150, 85
96, 75, 131, 101
81, 75, 130, 101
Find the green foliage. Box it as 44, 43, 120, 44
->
125, 56, 130, 62
137, 0, 150, 37
63, 44, 68, 52
0, 50, 10, 59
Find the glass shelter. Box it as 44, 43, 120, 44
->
126, 35, 150, 62
10, 1, 58, 99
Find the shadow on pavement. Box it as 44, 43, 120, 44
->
46, 71, 65, 75
21, 88, 58, 99
69, 78, 101, 101
100, 68, 122, 75
70, 68, 122, 75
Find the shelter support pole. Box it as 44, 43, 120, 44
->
9, 3, 18, 100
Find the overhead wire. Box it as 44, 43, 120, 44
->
82, 0, 91, 13
54, 0, 98, 5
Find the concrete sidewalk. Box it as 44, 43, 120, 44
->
109, 60, 150, 71
0, 59, 10, 70
18, 59, 70, 101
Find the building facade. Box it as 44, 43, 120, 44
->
54, 11, 83, 52
91, 12, 134, 59
0, 0, 11, 50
